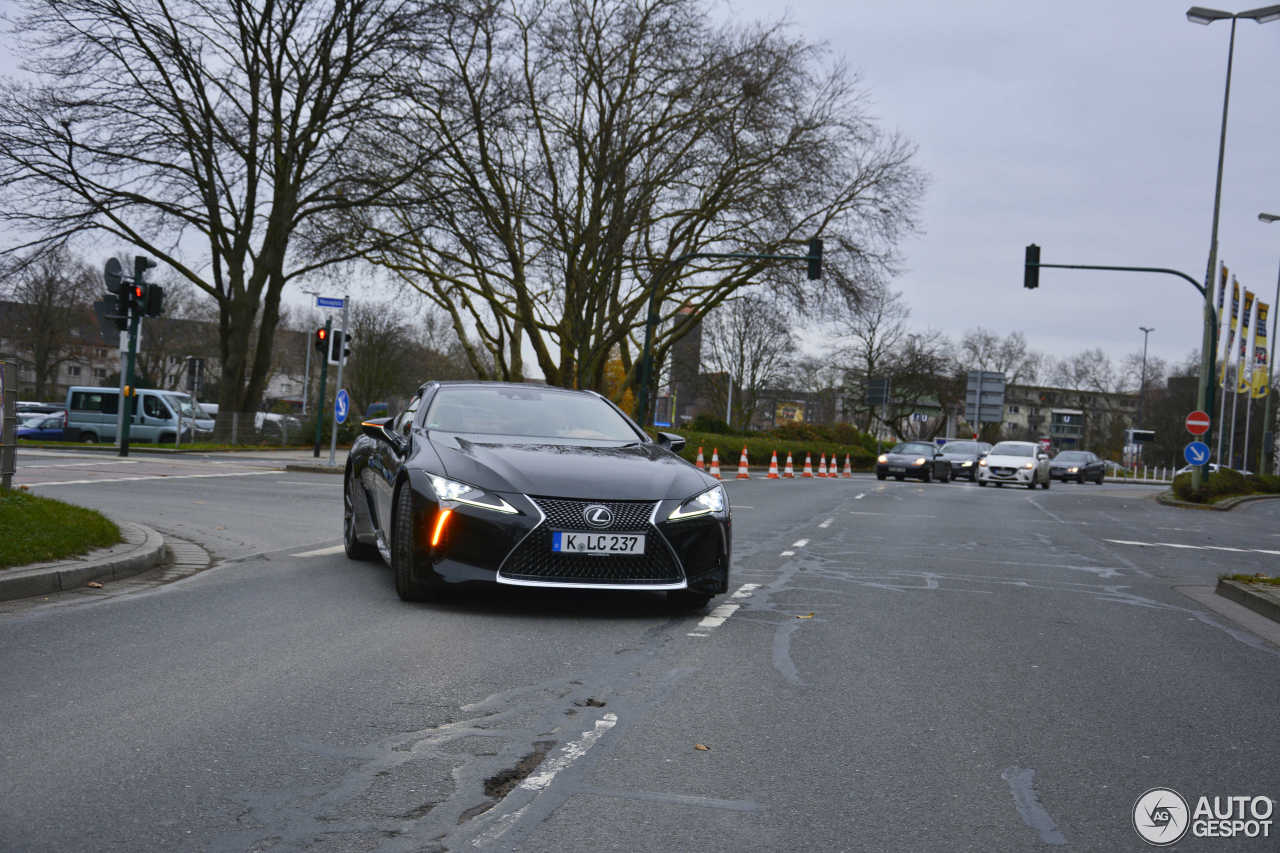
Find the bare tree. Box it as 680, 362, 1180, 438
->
341, 0, 922, 415
0, 246, 97, 398
0, 0, 429, 431
701, 293, 796, 429
882, 330, 951, 440
958, 328, 1044, 386
831, 282, 909, 431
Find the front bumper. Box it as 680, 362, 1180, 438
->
876, 462, 929, 479
410, 487, 730, 595
978, 465, 1033, 483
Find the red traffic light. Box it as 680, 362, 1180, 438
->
314, 327, 329, 352
317, 328, 328, 341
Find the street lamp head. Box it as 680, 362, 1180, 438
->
1260, 212, 1280, 223
1239, 3, 1280, 21
1187, 6, 1234, 22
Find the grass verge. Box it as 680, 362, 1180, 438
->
0, 491, 122, 570
1222, 573, 1280, 586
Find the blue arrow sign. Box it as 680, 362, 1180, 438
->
334, 388, 350, 425
316, 296, 345, 309
1183, 441, 1210, 466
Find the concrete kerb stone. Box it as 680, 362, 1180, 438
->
0, 520, 166, 602
1156, 490, 1280, 512
1216, 578, 1280, 625
285, 463, 344, 475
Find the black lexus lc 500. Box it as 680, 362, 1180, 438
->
344, 381, 731, 608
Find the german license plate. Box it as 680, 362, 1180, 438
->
552, 531, 645, 555
889, 466, 905, 473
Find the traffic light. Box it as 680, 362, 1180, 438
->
329, 329, 352, 366
315, 327, 329, 353
142, 284, 164, 316
1024, 244, 1040, 289
807, 237, 823, 281
102, 257, 128, 329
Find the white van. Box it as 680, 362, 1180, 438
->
65, 386, 212, 443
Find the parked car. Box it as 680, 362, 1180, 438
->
876, 441, 952, 482
936, 439, 992, 482
17, 411, 70, 440
1173, 463, 1253, 476
17, 401, 65, 415
65, 386, 201, 443
1049, 450, 1106, 484
978, 440, 1050, 489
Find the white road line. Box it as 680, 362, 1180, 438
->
818, 518, 833, 529
731, 583, 761, 599
792, 538, 809, 548
697, 603, 740, 629
848, 511, 937, 518
1104, 538, 1280, 556
855, 492, 866, 500
18, 460, 141, 468
779, 550, 796, 557
291, 545, 345, 557
26, 470, 276, 487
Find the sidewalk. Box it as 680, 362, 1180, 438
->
0, 521, 166, 602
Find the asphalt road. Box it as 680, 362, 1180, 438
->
3, 451, 1279, 851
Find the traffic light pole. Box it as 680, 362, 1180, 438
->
119, 304, 140, 457
313, 317, 332, 458
328, 300, 348, 467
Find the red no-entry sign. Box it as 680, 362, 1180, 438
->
1185, 410, 1210, 435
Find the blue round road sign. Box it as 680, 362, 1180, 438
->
334, 388, 350, 424
1183, 441, 1210, 466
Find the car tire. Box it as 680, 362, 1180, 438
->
922, 468, 931, 483
344, 472, 379, 561
876, 472, 886, 481
1041, 476, 1050, 490
667, 590, 713, 611
79, 431, 98, 443
392, 485, 433, 602
894, 475, 905, 482
978, 479, 987, 487
1027, 473, 1036, 490
1096, 473, 1105, 484
969, 471, 977, 482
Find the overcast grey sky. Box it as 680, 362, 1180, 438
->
747, 0, 1280, 371
3, 0, 1278, 376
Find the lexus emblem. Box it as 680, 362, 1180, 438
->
583, 505, 613, 528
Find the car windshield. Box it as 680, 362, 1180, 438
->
1055, 452, 1089, 462
890, 442, 934, 455
942, 441, 977, 454
424, 386, 641, 441
164, 394, 199, 418
990, 442, 1034, 457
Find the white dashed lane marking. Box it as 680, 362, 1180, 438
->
1105, 539, 1280, 556
818, 518, 833, 529
26, 470, 276, 487
688, 583, 758, 637
791, 539, 809, 548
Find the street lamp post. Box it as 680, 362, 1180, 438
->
1185, 4, 1280, 491
1257, 211, 1280, 472
1138, 326, 1155, 424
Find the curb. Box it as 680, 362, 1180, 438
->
1216, 578, 1280, 624
285, 463, 344, 475
0, 521, 166, 602
1156, 490, 1280, 512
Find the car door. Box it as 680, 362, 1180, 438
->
368, 391, 423, 539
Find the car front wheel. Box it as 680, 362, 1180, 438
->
344, 472, 378, 561
392, 485, 433, 602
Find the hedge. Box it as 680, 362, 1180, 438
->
1171, 469, 1280, 503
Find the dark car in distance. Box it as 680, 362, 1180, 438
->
876, 441, 951, 482
344, 381, 730, 609
1049, 450, 1106, 483
16, 410, 69, 441
935, 439, 992, 482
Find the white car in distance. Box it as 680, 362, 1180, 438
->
978, 440, 1051, 489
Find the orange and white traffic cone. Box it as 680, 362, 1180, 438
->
767, 450, 780, 479
736, 446, 751, 479
818, 453, 828, 478
709, 448, 721, 479
695, 447, 705, 470
842, 454, 853, 478
802, 453, 814, 478
783, 452, 796, 478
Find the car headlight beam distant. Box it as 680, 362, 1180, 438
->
1022, 462, 1034, 470
669, 484, 728, 521
429, 474, 518, 514
877, 454, 888, 464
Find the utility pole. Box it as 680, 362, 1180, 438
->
1138, 326, 1154, 424
313, 318, 331, 458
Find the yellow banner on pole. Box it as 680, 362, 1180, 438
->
1253, 301, 1270, 398
1238, 290, 1255, 394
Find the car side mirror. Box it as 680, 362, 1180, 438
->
361, 417, 404, 449
1037, 453, 1048, 460
656, 431, 686, 453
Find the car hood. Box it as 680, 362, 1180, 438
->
986, 454, 1036, 467
426, 432, 712, 500
885, 451, 931, 462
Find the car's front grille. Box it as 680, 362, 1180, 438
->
499, 496, 681, 585
991, 466, 1017, 476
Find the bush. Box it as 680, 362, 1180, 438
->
688, 414, 733, 434
1172, 468, 1280, 503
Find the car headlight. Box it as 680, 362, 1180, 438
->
877, 454, 887, 464
668, 484, 728, 521
1067, 466, 1078, 473
960, 460, 973, 467
979, 459, 987, 467
1022, 462, 1034, 470
911, 457, 926, 466
429, 474, 518, 514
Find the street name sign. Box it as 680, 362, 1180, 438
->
317, 296, 345, 309
1183, 441, 1210, 466
1185, 410, 1210, 435
335, 389, 350, 424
